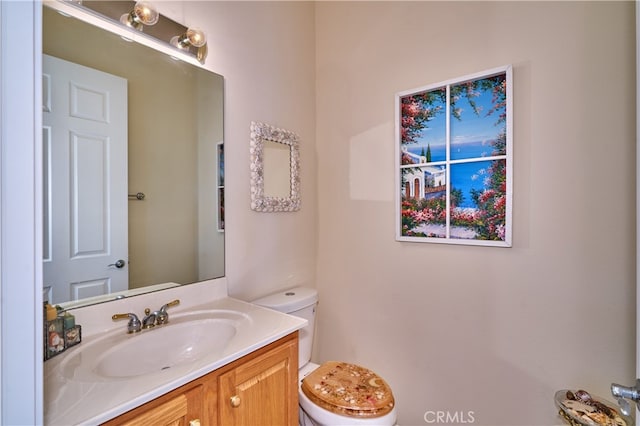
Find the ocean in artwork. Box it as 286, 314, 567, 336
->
405, 141, 501, 208
405, 139, 502, 162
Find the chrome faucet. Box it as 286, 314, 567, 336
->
112, 313, 142, 333
140, 299, 180, 328
112, 299, 180, 333
142, 309, 158, 329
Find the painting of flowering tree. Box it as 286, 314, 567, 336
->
395, 66, 512, 247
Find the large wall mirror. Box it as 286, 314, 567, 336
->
42, 3, 224, 309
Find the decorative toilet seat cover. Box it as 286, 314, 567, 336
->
301, 361, 395, 418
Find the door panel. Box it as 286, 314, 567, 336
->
71, 132, 109, 256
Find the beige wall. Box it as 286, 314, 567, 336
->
179, 1, 634, 424
178, 1, 318, 300
315, 1, 635, 425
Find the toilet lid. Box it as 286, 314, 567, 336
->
301, 361, 395, 418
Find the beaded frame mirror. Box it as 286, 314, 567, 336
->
250, 121, 301, 212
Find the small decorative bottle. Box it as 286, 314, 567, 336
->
45, 303, 64, 359
62, 311, 81, 348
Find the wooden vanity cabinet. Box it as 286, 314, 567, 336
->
102, 332, 298, 426
109, 384, 205, 426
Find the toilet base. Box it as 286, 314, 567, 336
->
299, 406, 318, 426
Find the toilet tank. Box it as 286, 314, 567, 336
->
252, 287, 318, 368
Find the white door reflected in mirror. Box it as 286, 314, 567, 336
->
43, 54, 129, 304
263, 140, 291, 198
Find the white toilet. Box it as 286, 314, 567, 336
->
252, 287, 398, 426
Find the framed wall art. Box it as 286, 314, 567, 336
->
395, 65, 512, 247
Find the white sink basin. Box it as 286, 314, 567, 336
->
96, 319, 236, 378
60, 309, 247, 381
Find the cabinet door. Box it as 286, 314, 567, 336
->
104, 384, 204, 426
219, 337, 298, 426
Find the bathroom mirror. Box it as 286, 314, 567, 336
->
250, 121, 300, 212
42, 3, 224, 308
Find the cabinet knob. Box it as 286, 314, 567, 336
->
189, 420, 201, 426
230, 395, 241, 408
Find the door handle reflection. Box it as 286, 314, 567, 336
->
108, 259, 126, 268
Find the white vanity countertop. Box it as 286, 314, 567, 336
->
43, 281, 307, 425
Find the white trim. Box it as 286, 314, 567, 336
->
395, 64, 511, 99
0, 1, 43, 424
636, 1, 639, 419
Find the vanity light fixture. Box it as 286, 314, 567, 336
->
170, 27, 207, 49
119, 1, 159, 31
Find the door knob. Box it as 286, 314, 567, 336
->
188, 420, 201, 426
611, 379, 640, 416
108, 259, 126, 268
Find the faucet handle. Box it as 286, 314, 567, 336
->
112, 313, 142, 333
161, 299, 180, 310
156, 299, 180, 324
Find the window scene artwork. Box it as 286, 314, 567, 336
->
396, 66, 512, 246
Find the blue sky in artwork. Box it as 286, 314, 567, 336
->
412, 81, 503, 151
450, 84, 502, 146
416, 98, 447, 148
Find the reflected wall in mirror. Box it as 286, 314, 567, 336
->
263, 140, 291, 198
250, 121, 301, 212
42, 4, 224, 308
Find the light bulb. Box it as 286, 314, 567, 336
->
120, 1, 159, 31
185, 28, 206, 47
170, 28, 207, 50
